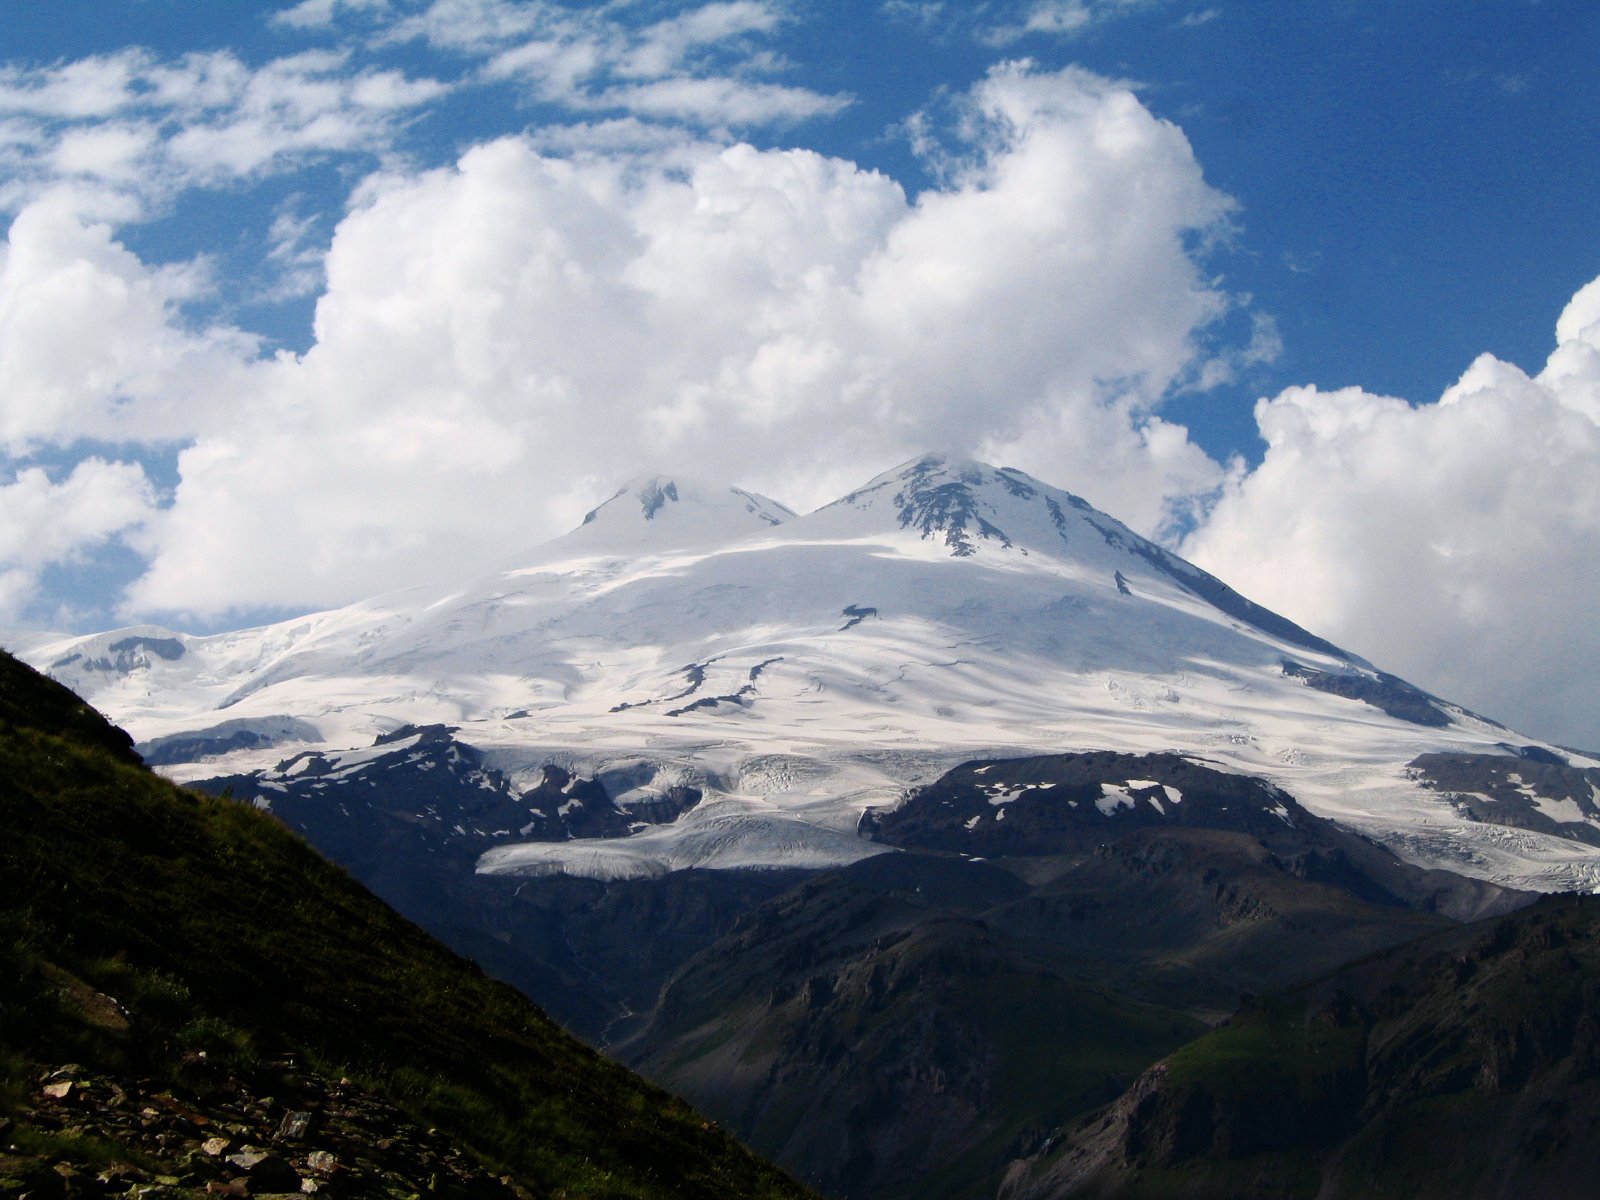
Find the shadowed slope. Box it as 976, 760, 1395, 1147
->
0, 650, 813, 1200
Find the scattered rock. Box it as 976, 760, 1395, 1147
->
3, 1059, 529, 1200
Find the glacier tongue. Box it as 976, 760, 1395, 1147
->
14, 452, 1600, 893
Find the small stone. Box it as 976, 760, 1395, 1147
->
202, 1137, 232, 1157
41, 1081, 74, 1100
276, 1111, 312, 1141
230, 1152, 302, 1193
305, 1151, 337, 1177
300, 1180, 320, 1194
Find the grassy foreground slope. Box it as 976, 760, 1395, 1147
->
0, 649, 813, 1200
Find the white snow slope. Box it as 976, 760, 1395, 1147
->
11, 455, 1600, 891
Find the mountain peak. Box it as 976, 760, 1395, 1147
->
566, 474, 796, 553
821, 452, 1063, 558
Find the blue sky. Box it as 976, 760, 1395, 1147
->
1, 0, 1597, 746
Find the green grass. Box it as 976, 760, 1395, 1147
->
7, 1127, 160, 1174
1164, 997, 1364, 1094
0, 650, 814, 1200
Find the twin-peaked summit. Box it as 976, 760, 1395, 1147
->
12, 453, 1600, 891
569, 453, 1347, 662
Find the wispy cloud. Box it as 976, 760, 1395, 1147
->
980, 0, 1154, 45
0, 48, 448, 215
391, 0, 851, 129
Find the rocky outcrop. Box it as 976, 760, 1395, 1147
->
3, 1057, 527, 1200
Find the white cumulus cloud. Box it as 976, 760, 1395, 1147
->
0, 458, 156, 622
0, 196, 260, 451
0, 49, 449, 215
1184, 274, 1600, 749
110, 62, 1239, 618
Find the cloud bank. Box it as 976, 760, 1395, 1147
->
1, 60, 1241, 620
0, 3, 1596, 750
1185, 278, 1600, 748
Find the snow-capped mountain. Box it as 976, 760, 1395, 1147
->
12, 454, 1600, 891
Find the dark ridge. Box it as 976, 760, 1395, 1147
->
1282, 660, 1453, 728
581, 484, 627, 524
1502, 743, 1570, 766
1077, 512, 1351, 660
994, 467, 1039, 500
374, 721, 457, 745
1410, 750, 1600, 847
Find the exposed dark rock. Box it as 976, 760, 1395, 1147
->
612, 662, 707, 712
839, 606, 877, 631
1411, 751, 1600, 847
639, 479, 679, 519
892, 458, 1013, 557
1283, 659, 1453, 728
866, 751, 1320, 859
667, 689, 755, 717
138, 719, 320, 768
1, 1059, 536, 1200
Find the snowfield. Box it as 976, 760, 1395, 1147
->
12, 453, 1600, 892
